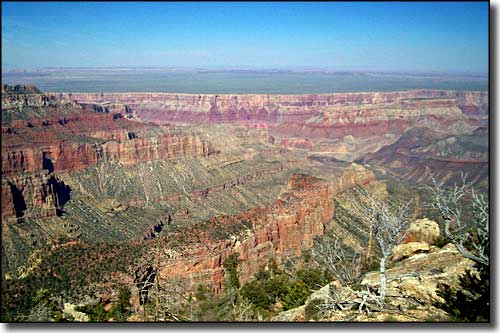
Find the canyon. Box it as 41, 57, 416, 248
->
160, 165, 376, 293
61, 89, 488, 168
1, 84, 489, 320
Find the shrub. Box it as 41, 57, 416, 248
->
296, 268, 326, 291
108, 287, 131, 321
282, 280, 310, 310
435, 268, 489, 322
264, 274, 290, 300
267, 257, 282, 274
224, 253, 240, 289
240, 281, 272, 310
433, 235, 451, 248
241, 264, 327, 314
76, 302, 108, 322
302, 249, 312, 263
254, 269, 270, 281
304, 298, 324, 321
194, 284, 210, 302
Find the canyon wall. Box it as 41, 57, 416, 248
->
1, 172, 71, 223
160, 164, 376, 293
58, 90, 488, 139
2, 134, 213, 175
358, 127, 489, 187
1, 86, 216, 221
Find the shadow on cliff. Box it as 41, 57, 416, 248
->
48, 177, 72, 216
9, 182, 27, 218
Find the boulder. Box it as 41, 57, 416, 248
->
398, 276, 440, 304
305, 280, 342, 307
391, 241, 430, 262
271, 305, 306, 322
406, 218, 440, 244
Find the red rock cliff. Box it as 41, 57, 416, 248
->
1, 172, 70, 222
159, 164, 376, 293
59, 90, 488, 139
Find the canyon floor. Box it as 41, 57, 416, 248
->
0, 84, 489, 322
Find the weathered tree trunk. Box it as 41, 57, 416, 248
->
379, 255, 387, 302
366, 221, 373, 261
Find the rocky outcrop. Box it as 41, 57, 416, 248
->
56, 90, 487, 164
2, 85, 216, 175
405, 218, 440, 244
62, 303, 90, 322
361, 243, 475, 306
391, 242, 431, 262
2, 84, 42, 95
1, 85, 216, 223
272, 203, 476, 322
159, 164, 376, 293
1, 172, 71, 222
2, 84, 66, 110
101, 134, 213, 166
273, 240, 474, 322
191, 164, 284, 200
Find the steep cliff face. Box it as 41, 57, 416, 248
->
159, 164, 376, 292
2, 84, 72, 110
100, 134, 213, 166
1, 172, 71, 222
2, 84, 216, 174
1, 83, 489, 321
58, 90, 488, 116
1, 85, 215, 222
59, 90, 487, 139
2, 84, 42, 95
3, 134, 213, 175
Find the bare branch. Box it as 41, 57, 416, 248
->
426, 169, 489, 267
352, 187, 413, 304
312, 233, 362, 285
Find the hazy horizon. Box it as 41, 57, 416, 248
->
2, 67, 488, 94
2, 66, 489, 77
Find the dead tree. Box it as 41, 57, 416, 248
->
312, 233, 362, 285
354, 187, 412, 303
428, 171, 489, 267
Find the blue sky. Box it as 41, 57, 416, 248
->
1, 1, 489, 73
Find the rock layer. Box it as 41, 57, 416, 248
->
357, 127, 489, 187
58, 90, 488, 139
160, 164, 376, 292
1, 85, 215, 221
1, 172, 71, 222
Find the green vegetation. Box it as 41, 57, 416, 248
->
436, 267, 489, 322
296, 268, 327, 291
75, 302, 108, 322
240, 261, 329, 313
182, 257, 331, 321
0, 287, 67, 322
109, 287, 132, 321
210, 219, 253, 240
433, 235, 451, 248
304, 298, 324, 321
28, 288, 65, 322
280, 280, 310, 310
1, 241, 144, 322
224, 253, 240, 290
